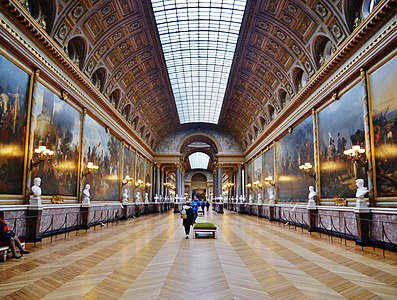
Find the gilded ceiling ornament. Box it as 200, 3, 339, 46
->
315, 3, 328, 18
106, 15, 117, 25
247, 51, 257, 59
112, 31, 124, 42
257, 20, 269, 31
101, 5, 112, 16
332, 24, 342, 39
287, 4, 297, 15
263, 60, 271, 68
58, 24, 69, 40
72, 4, 85, 19
283, 14, 292, 25
98, 45, 107, 55
275, 30, 286, 41
292, 44, 301, 55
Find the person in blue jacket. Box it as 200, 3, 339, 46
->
191, 196, 200, 221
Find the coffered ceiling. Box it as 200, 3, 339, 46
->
5, 0, 381, 150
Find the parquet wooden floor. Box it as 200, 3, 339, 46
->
1, 210, 397, 300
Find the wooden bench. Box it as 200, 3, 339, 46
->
193, 222, 217, 238
0, 240, 26, 262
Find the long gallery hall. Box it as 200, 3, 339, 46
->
1, 0, 397, 299
1, 210, 397, 300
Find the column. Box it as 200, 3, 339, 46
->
176, 167, 181, 198
217, 165, 223, 197
155, 166, 161, 196
213, 171, 217, 199
236, 164, 242, 197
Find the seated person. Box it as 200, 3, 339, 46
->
0, 211, 29, 259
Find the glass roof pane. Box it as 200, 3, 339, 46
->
151, 0, 247, 124
188, 152, 210, 169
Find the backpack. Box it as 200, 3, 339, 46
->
180, 208, 187, 219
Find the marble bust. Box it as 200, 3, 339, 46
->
257, 193, 262, 204
144, 192, 149, 203
355, 179, 368, 199
135, 191, 141, 203
308, 186, 317, 201
82, 184, 90, 206
31, 177, 42, 197
122, 188, 128, 204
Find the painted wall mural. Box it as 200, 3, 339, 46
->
31, 82, 81, 196
82, 115, 120, 200
245, 161, 253, 199
370, 55, 397, 197
277, 117, 314, 202
123, 146, 135, 201
318, 82, 365, 199
0, 55, 30, 194
263, 147, 274, 200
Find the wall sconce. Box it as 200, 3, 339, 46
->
135, 179, 144, 188
122, 175, 133, 185
245, 183, 252, 189
299, 162, 316, 178
82, 162, 99, 177
344, 145, 367, 167
253, 180, 263, 189
31, 145, 54, 169
264, 176, 276, 187
146, 182, 152, 188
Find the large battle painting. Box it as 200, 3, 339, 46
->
263, 147, 274, 200
135, 155, 145, 197
31, 83, 81, 196
370, 55, 397, 197
318, 83, 365, 199
0, 55, 30, 194
122, 146, 135, 201
82, 115, 120, 200
253, 155, 263, 197
277, 117, 314, 202
144, 161, 152, 199
245, 162, 253, 199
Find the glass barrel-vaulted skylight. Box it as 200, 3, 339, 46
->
151, 0, 247, 123
189, 152, 210, 169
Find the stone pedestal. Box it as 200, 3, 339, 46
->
26, 207, 43, 242
354, 200, 371, 246
269, 203, 276, 221
121, 202, 128, 220
307, 208, 318, 232
80, 206, 90, 229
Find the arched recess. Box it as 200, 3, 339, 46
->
145, 132, 151, 143
313, 35, 335, 68
121, 104, 131, 119
109, 89, 121, 109
252, 125, 259, 138
292, 67, 309, 92
132, 115, 140, 131
345, 0, 364, 32
268, 104, 276, 121
278, 88, 287, 109
191, 173, 207, 181
362, 0, 380, 18
67, 36, 86, 70
259, 115, 267, 130
179, 134, 220, 171
91, 68, 107, 93
139, 124, 146, 137
27, 0, 55, 35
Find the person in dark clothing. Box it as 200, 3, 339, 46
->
200, 199, 206, 215
181, 202, 194, 239
205, 200, 210, 212
0, 211, 29, 259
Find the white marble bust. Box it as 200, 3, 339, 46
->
144, 192, 149, 203
257, 193, 262, 204
308, 186, 317, 201
122, 188, 128, 204
135, 191, 141, 203
355, 179, 368, 199
31, 177, 42, 197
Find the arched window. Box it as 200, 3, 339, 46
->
91, 68, 106, 92
362, 0, 380, 18
109, 89, 121, 108
67, 37, 86, 70
26, 0, 55, 34
268, 104, 276, 121
292, 67, 309, 91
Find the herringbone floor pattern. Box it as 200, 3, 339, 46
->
1, 210, 397, 299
